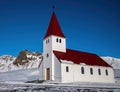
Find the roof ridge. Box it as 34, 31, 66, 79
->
66, 48, 96, 55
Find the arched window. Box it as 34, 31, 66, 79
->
98, 69, 101, 75
105, 69, 108, 76
56, 38, 58, 42
46, 53, 49, 58
46, 39, 49, 44
48, 39, 49, 43
81, 67, 84, 74
59, 39, 62, 43
90, 68, 93, 75
66, 66, 69, 72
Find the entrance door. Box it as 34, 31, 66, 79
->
46, 68, 50, 80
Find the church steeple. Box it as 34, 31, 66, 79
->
44, 12, 65, 39
43, 12, 66, 53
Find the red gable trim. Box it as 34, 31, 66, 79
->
44, 12, 65, 39
53, 49, 111, 67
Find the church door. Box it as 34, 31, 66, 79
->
46, 68, 50, 80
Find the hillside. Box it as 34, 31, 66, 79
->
0, 50, 42, 72
102, 56, 120, 69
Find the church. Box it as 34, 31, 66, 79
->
39, 12, 115, 83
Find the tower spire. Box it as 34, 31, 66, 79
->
44, 12, 65, 39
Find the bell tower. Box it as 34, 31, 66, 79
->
42, 12, 66, 80
43, 12, 66, 53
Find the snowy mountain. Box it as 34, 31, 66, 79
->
0, 55, 16, 72
101, 57, 120, 79
0, 50, 42, 72
101, 56, 120, 69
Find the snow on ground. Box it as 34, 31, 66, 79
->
0, 68, 39, 82
0, 81, 120, 92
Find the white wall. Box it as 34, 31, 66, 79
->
42, 51, 54, 80
61, 63, 74, 82
54, 54, 61, 82
61, 63, 115, 83
52, 36, 66, 52
43, 36, 54, 81
42, 35, 66, 81
43, 36, 66, 52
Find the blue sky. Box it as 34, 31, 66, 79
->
0, 0, 120, 58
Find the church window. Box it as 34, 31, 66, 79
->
105, 69, 108, 76
56, 38, 59, 42
98, 69, 101, 75
46, 53, 49, 58
59, 39, 62, 43
66, 66, 69, 72
48, 39, 49, 43
90, 68, 93, 75
46, 39, 49, 44
81, 67, 84, 74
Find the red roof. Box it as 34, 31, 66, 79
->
53, 49, 111, 67
44, 12, 65, 39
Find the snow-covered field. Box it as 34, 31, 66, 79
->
0, 68, 39, 82
0, 66, 120, 91
0, 81, 120, 92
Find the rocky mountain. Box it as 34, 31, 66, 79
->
13, 50, 42, 66
0, 50, 42, 72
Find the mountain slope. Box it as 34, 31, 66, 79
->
102, 56, 120, 69
0, 50, 42, 72
0, 68, 39, 82
102, 57, 120, 78
0, 55, 16, 72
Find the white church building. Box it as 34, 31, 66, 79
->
39, 12, 115, 83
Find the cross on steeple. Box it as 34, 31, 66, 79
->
52, 5, 55, 11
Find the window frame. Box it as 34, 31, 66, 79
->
56, 38, 59, 42
46, 39, 49, 44
98, 69, 101, 75
46, 53, 49, 58
90, 68, 93, 75
105, 69, 108, 76
59, 39, 62, 43
81, 67, 85, 74
48, 39, 49, 43
66, 66, 69, 72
